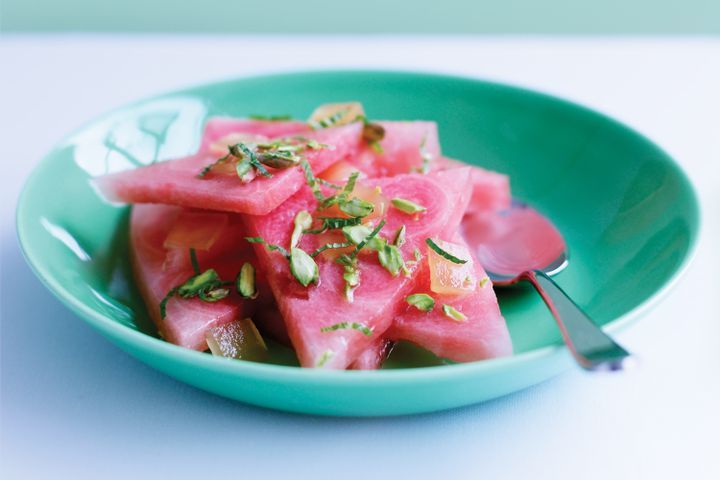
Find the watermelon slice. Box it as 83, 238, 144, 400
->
200, 117, 309, 151
244, 167, 473, 369
438, 156, 510, 213
349, 338, 394, 370
386, 236, 512, 362
130, 204, 267, 350
349, 121, 440, 177
96, 122, 363, 215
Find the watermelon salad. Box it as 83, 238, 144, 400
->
98, 102, 513, 369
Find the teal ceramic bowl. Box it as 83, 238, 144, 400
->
17, 70, 699, 416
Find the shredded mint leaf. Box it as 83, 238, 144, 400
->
425, 238, 468, 264
442, 304, 468, 322
189, 248, 200, 275
406, 293, 435, 312
249, 114, 293, 121
245, 237, 290, 258
300, 159, 326, 202
342, 224, 385, 251
159, 287, 179, 319
320, 321, 373, 336
310, 242, 352, 258
317, 178, 342, 189
231, 143, 272, 178
349, 220, 386, 259
309, 109, 347, 130
197, 154, 230, 178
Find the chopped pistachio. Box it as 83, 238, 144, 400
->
289, 247, 319, 287
339, 197, 375, 217
406, 293, 435, 312
378, 244, 404, 277
442, 304, 468, 322
393, 225, 406, 247
391, 197, 427, 215
291, 210, 313, 248
236, 262, 258, 299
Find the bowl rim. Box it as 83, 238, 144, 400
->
15, 68, 702, 384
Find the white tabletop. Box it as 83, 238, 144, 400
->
1, 36, 718, 480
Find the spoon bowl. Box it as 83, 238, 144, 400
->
468, 201, 633, 371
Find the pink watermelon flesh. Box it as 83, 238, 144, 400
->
244, 167, 473, 369
349, 338, 394, 370
96, 122, 363, 215
200, 118, 310, 151
130, 204, 267, 350
349, 121, 441, 177
438, 156, 511, 213
386, 236, 513, 362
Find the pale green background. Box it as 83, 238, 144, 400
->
1, 0, 719, 33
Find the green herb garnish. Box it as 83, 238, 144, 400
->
236, 262, 257, 299
230, 143, 272, 178
358, 116, 385, 154
416, 135, 433, 174
317, 178, 342, 189
479, 277, 490, 288
309, 109, 347, 130
425, 238, 468, 264
316, 350, 334, 367
341, 260, 361, 302
160, 267, 229, 319
291, 211, 312, 248
339, 197, 375, 217
392, 197, 426, 215
406, 293, 435, 312
342, 224, 385, 251
289, 247, 319, 287
320, 321, 373, 336
301, 159, 326, 202
310, 242, 352, 258
189, 248, 200, 275
378, 244, 405, 277
249, 114, 293, 121
320, 171, 359, 209
393, 225, 406, 247
349, 220, 386, 259
245, 237, 290, 257
442, 304, 468, 322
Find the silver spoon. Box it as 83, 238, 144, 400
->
465, 201, 632, 371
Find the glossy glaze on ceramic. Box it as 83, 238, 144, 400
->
17, 71, 699, 415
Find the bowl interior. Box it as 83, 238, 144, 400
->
18, 71, 699, 369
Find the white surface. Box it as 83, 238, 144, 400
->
1, 36, 719, 479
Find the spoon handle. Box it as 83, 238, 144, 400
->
523, 270, 632, 371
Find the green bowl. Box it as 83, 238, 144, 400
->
17, 70, 699, 416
